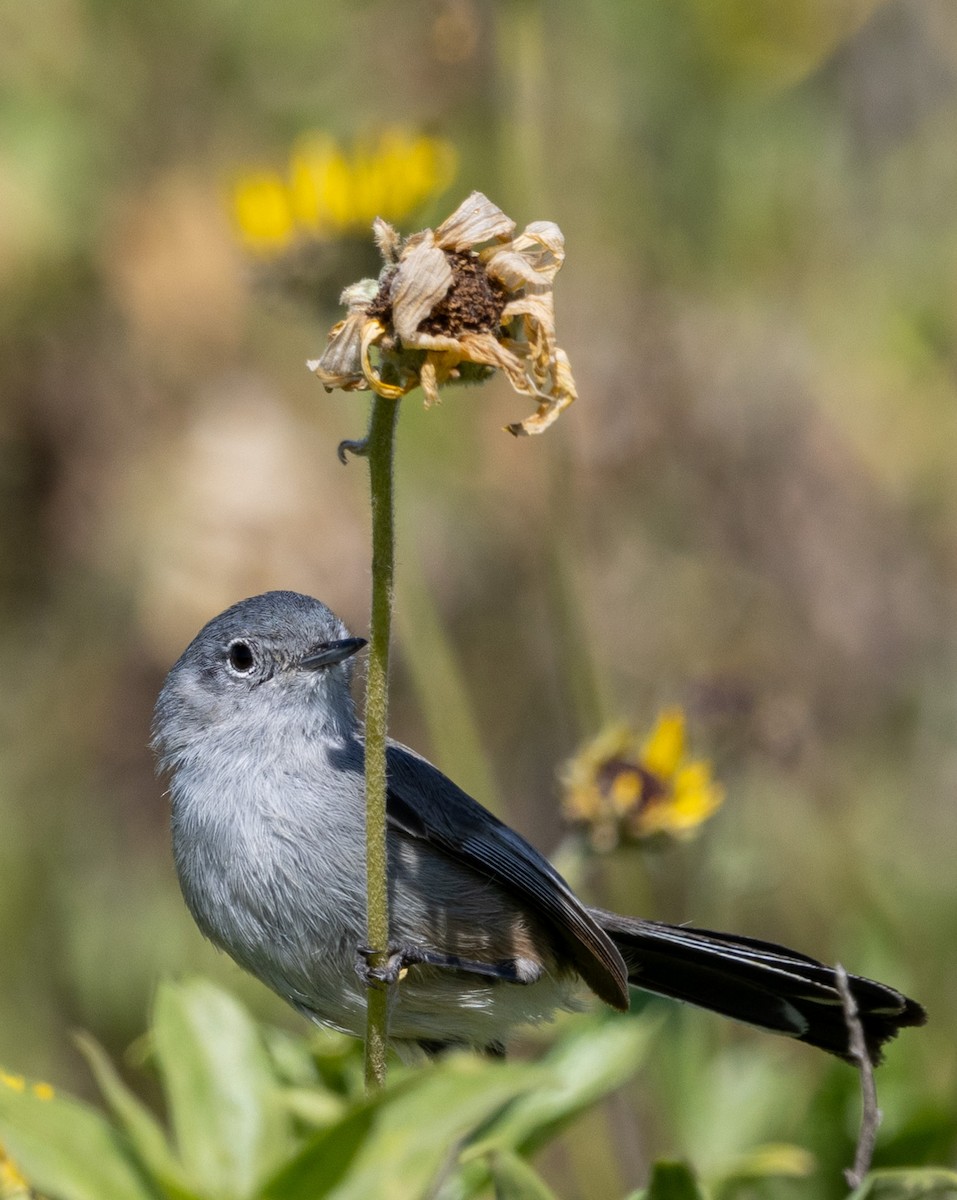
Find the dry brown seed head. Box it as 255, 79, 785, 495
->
417, 252, 507, 339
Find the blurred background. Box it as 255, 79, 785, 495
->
2, 0, 956, 1193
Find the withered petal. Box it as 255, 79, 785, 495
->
400, 329, 465, 353
390, 232, 454, 342
553, 347, 578, 401
419, 355, 443, 407
500, 294, 555, 324
502, 295, 558, 388
513, 221, 565, 273
308, 312, 368, 390
483, 222, 565, 289
434, 190, 516, 251
458, 332, 535, 396
482, 248, 545, 290
506, 347, 578, 437
360, 318, 412, 399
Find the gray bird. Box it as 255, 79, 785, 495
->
153, 591, 925, 1061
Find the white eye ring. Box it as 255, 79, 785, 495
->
226, 640, 255, 675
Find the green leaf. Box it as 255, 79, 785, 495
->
260, 1057, 542, 1200
645, 1161, 708, 1200
256, 1094, 385, 1200
466, 1015, 658, 1158
152, 979, 293, 1199
0, 1073, 159, 1200
848, 1167, 957, 1199
712, 1141, 815, 1194
278, 1085, 347, 1127
74, 1033, 201, 1200
487, 1150, 559, 1200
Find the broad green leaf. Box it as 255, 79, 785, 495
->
260, 1026, 325, 1087
331, 1059, 542, 1200
263, 1057, 542, 1200
486, 1150, 559, 1200
712, 1141, 815, 1194
262, 1024, 364, 1107
257, 1094, 387, 1200
152, 979, 292, 1199
0, 1073, 158, 1200
848, 1167, 957, 1199
465, 1016, 658, 1158
261, 1025, 351, 1088
74, 1033, 201, 1200
279, 1086, 347, 1127
645, 1161, 708, 1200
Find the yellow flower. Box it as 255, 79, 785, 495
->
0, 1073, 51, 1101
0, 1074, 53, 1197
0, 1143, 29, 1197
309, 191, 578, 436
231, 127, 457, 254
232, 174, 297, 251
562, 709, 724, 851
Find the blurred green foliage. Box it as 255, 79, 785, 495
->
0, 981, 648, 1199
2, 0, 956, 1194
0, 982, 951, 1199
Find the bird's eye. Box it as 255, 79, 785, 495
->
226, 640, 255, 674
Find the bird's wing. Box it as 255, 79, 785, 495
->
384, 740, 629, 1010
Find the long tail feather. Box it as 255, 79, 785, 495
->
594, 910, 926, 1062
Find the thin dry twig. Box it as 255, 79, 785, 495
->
836, 962, 882, 1191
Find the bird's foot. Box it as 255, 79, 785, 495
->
355, 942, 421, 989
355, 942, 528, 989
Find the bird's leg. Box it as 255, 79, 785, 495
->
355, 943, 408, 988
355, 942, 528, 988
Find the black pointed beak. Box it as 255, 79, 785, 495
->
300, 637, 367, 670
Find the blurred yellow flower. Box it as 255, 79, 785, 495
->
0, 1143, 29, 1198
310, 191, 578, 436
0, 1072, 53, 1196
231, 128, 458, 254
233, 174, 296, 250
562, 708, 724, 851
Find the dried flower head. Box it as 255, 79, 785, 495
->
562, 709, 725, 852
309, 191, 578, 436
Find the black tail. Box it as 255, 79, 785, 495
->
594, 910, 926, 1062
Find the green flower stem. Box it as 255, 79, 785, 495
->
362, 393, 400, 1091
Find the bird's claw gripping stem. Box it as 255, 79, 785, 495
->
355, 943, 413, 988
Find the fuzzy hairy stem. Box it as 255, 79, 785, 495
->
362, 394, 400, 1090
